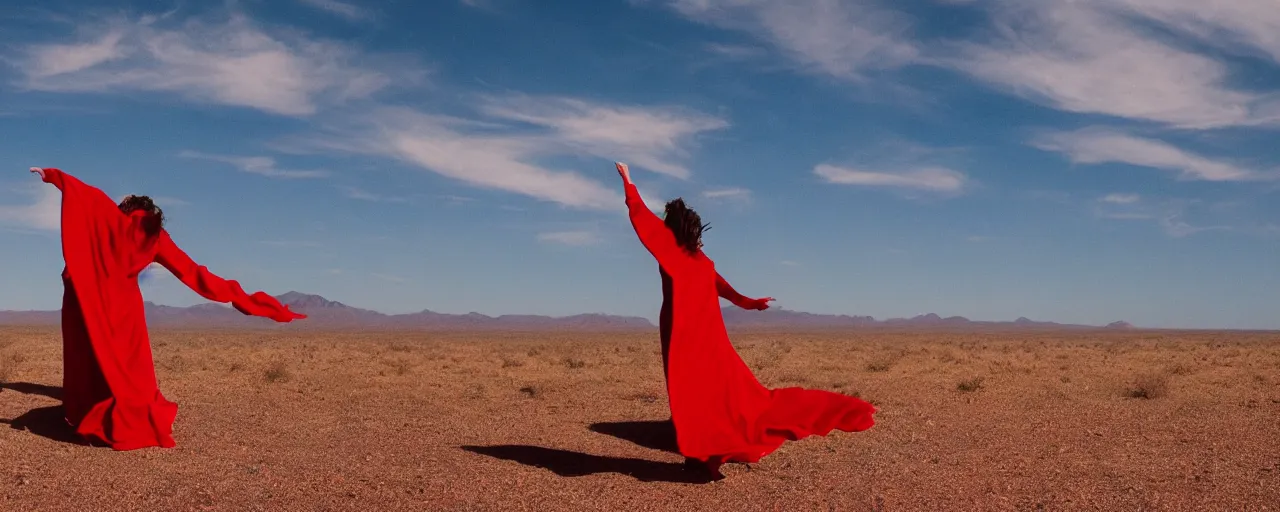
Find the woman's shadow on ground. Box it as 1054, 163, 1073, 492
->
0, 382, 85, 446
460, 419, 712, 484
588, 419, 679, 454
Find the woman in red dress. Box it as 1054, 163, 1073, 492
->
30, 166, 306, 451
615, 162, 876, 477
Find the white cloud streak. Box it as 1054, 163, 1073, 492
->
537, 230, 601, 246
296, 95, 724, 210
1100, 193, 1141, 205
339, 186, 407, 202
477, 95, 727, 179
659, 1, 1280, 130
15, 12, 417, 116
814, 164, 966, 193
296, 0, 373, 21
1033, 128, 1262, 182
950, 1, 1279, 128
663, 0, 919, 78
701, 187, 751, 200
0, 184, 61, 232
14, 10, 723, 212
179, 151, 329, 179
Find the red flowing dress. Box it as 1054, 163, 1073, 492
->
40, 168, 305, 450
624, 183, 876, 472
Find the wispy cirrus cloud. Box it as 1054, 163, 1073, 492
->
656, 0, 1280, 130
1032, 128, 1265, 182
477, 95, 727, 180
179, 151, 329, 179
1092, 194, 1239, 237
659, 0, 919, 79
814, 164, 966, 193
948, 1, 1280, 129
701, 187, 751, 201
0, 184, 61, 232
14, 11, 420, 116
291, 94, 725, 210
15, 9, 724, 212
536, 230, 601, 246
338, 186, 407, 202
1100, 193, 1141, 205
296, 0, 374, 22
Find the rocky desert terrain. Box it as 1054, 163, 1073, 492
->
1, 327, 1278, 511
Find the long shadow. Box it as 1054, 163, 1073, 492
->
588, 419, 679, 454
460, 445, 714, 484
0, 406, 86, 446
0, 382, 63, 400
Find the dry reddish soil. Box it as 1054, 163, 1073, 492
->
1, 327, 1278, 511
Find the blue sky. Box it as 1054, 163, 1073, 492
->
0, 0, 1277, 329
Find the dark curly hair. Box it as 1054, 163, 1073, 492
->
118, 195, 164, 237
662, 198, 709, 255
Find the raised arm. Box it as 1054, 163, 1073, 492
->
153, 231, 305, 323
619, 163, 687, 271
715, 271, 774, 310
33, 167, 123, 218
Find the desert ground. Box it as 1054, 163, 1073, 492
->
1, 327, 1278, 511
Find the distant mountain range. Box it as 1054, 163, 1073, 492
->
0, 291, 1136, 331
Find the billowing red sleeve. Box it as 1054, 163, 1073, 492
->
625, 183, 687, 271
40, 168, 123, 218
715, 272, 760, 309
153, 232, 305, 323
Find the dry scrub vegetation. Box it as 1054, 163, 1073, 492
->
0, 327, 1278, 510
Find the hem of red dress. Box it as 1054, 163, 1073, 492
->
68, 397, 179, 451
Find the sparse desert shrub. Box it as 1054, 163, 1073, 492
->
527, 347, 541, 357
563, 358, 586, 369
956, 377, 985, 392
1166, 363, 1193, 376
389, 359, 412, 376
264, 361, 292, 383
865, 358, 893, 372
628, 391, 660, 403
777, 374, 812, 385
519, 385, 538, 398
501, 357, 525, 368
160, 355, 186, 373
229, 362, 244, 373
751, 353, 780, 371
0, 352, 21, 383
1125, 373, 1168, 399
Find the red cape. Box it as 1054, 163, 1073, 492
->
625, 183, 876, 473
41, 168, 305, 450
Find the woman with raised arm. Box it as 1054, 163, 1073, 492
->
616, 161, 876, 478
29, 166, 305, 451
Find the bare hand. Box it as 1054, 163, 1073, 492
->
753, 297, 775, 311
29, 167, 46, 180
616, 162, 632, 185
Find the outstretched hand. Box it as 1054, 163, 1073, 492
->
751, 297, 776, 311
29, 167, 46, 180
616, 161, 632, 185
